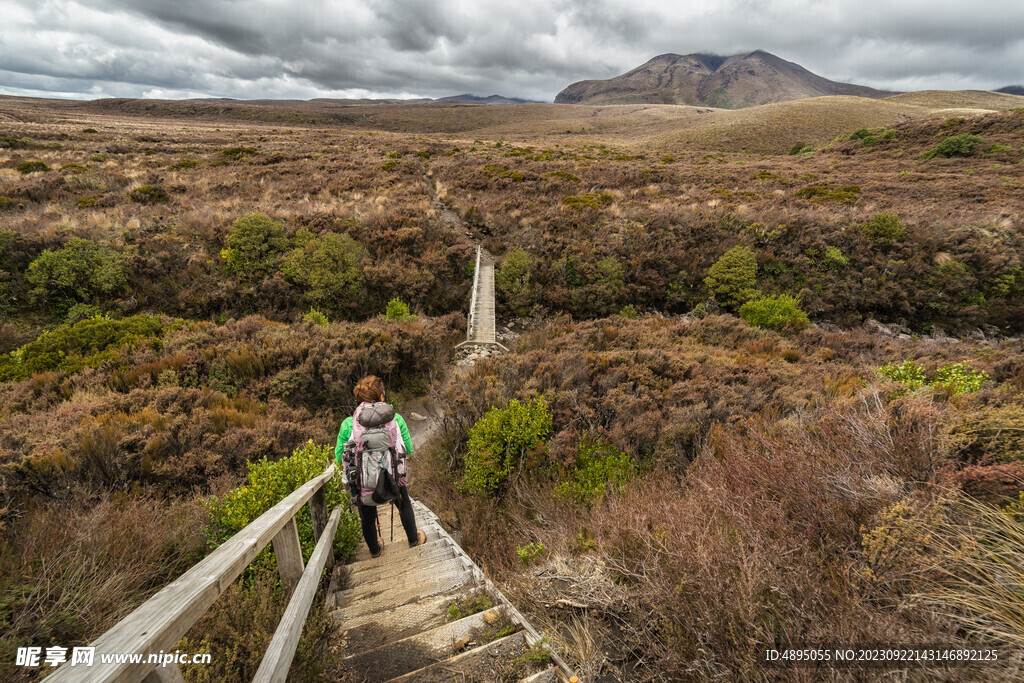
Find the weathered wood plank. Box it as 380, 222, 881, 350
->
253, 506, 342, 683
47, 465, 335, 683
272, 517, 304, 595
141, 662, 184, 683
308, 487, 332, 571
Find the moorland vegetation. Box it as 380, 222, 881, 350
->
1, 94, 1023, 680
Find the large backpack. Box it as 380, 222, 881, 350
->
343, 402, 407, 506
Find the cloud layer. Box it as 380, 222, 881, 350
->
1, 0, 1021, 101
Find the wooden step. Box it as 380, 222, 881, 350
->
346, 541, 455, 580
520, 668, 559, 682
333, 570, 478, 622
335, 590, 481, 653
385, 631, 531, 683
350, 531, 438, 563
342, 610, 512, 682
336, 556, 469, 604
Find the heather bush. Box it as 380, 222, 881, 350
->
222, 212, 289, 281
279, 230, 366, 307
738, 294, 809, 331
26, 238, 128, 308
920, 133, 983, 159
15, 160, 49, 174
704, 245, 757, 308
496, 247, 534, 316
862, 212, 905, 245
205, 441, 361, 574
383, 297, 413, 321
463, 396, 552, 495
555, 433, 634, 505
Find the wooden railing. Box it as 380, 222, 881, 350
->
49, 465, 340, 683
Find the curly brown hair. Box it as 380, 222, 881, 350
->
353, 375, 385, 403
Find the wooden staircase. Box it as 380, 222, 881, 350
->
328, 500, 571, 682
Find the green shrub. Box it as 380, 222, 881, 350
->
384, 297, 413, 321
26, 237, 128, 306
739, 294, 809, 331
221, 146, 258, 160
0, 314, 164, 381
279, 230, 366, 306
562, 193, 613, 210
986, 144, 1013, 154
205, 441, 361, 576
704, 245, 758, 308
545, 170, 579, 182
933, 361, 988, 394
824, 245, 849, 269
380, 159, 400, 171
463, 396, 552, 495
516, 541, 545, 564
496, 248, 534, 316
16, 161, 49, 174
178, 157, 199, 168
0, 196, 12, 210
795, 185, 861, 204
863, 213, 905, 245
555, 434, 634, 505
920, 134, 982, 159
222, 212, 289, 280
129, 185, 169, 204
617, 304, 639, 319
64, 303, 104, 324
788, 141, 808, 155
61, 163, 88, 173
303, 307, 330, 327
878, 360, 987, 395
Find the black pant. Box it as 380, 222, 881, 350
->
358, 485, 418, 554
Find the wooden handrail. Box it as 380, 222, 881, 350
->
48, 465, 337, 683
253, 505, 343, 683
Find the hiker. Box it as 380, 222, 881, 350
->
335, 375, 426, 558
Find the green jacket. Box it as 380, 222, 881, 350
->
334, 409, 413, 465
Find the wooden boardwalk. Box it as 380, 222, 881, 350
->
329, 500, 571, 682
458, 246, 508, 352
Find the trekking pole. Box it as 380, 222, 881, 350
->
391, 502, 395, 542
375, 507, 382, 548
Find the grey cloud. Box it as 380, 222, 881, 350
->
0, 0, 1021, 102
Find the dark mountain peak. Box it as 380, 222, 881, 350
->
556, 50, 894, 107
996, 85, 1024, 96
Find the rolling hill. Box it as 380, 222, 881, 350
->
555, 50, 894, 108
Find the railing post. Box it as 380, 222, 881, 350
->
272, 516, 304, 595
308, 486, 333, 571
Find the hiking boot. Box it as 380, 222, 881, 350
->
409, 529, 426, 548
370, 536, 383, 558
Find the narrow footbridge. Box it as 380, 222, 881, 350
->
456, 245, 509, 353
47, 465, 574, 682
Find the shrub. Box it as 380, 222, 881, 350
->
617, 305, 639, 320
545, 170, 580, 182
704, 245, 758, 308
222, 212, 289, 280
384, 297, 413, 321
221, 146, 258, 160
788, 142, 809, 155
26, 237, 128, 307
562, 193, 613, 210
878, 360, 987, 396
0, 196, 12, 210
463, 396, 552, 495
279, 231, 366, 306
794, 185, 861, 204
0, 314, 164, 380
302, 307, 330, 327
129, 184, 169, 204
862, 213, 905, 245
380, 159, 400, 171
920, 134, 982, 159
823, 245, 849, 269
738, 294, 809, 331
205, 441, 361, 570
555, 434, 634, 505
496, 248, 534, 316
16, 161, 49, 174
516, 541, 546, 564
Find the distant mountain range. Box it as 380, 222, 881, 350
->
555, 50, 896, 108
996, 85, 1024, 96
434, 94, 538, 105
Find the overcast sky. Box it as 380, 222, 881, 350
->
1, 0, 1021, 102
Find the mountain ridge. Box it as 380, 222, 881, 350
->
555, 50, 896, 108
